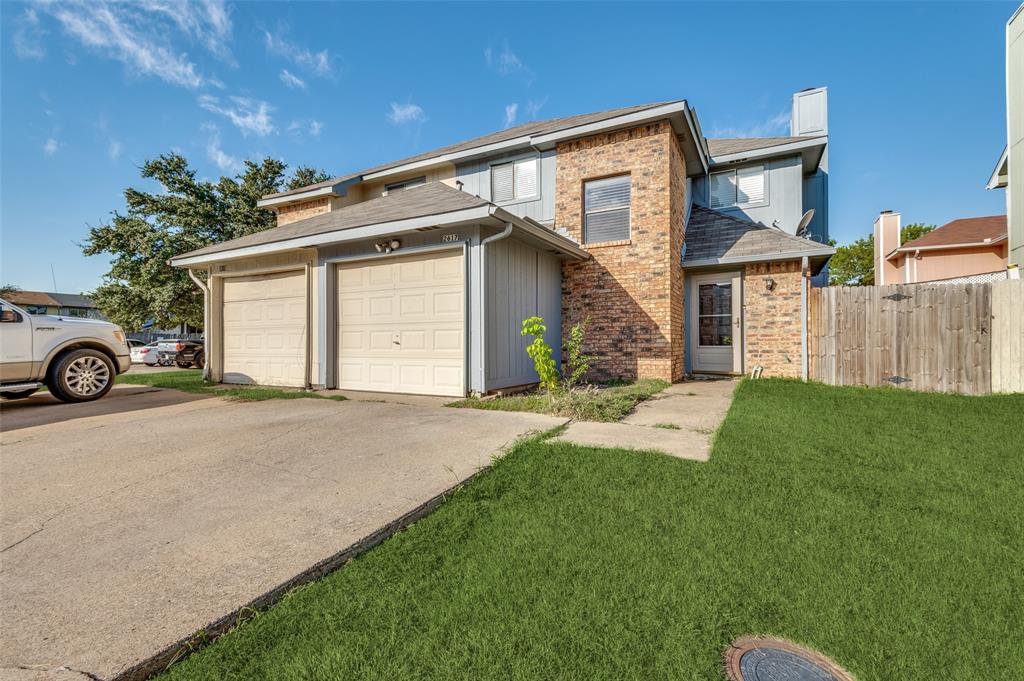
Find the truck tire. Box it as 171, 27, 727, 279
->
0, 388, 38, 400
193, 353, 205, 370
47, 349, 115, 403
176, 360, 193, 369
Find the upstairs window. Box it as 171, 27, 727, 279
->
384, 176, 426, 194
491, 157, 538, 203
584, 174, 631, 243
709, 164, 766, 208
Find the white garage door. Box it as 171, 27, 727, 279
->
222, 270, 306, 387
337, 250, 464, 396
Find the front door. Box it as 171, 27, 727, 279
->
690, 272, 742, 374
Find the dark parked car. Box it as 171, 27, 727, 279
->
158, 339, 205, 369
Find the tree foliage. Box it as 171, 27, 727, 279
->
82, 154, 329, 330
521, 316, 560, 393
828, 223, 935, 286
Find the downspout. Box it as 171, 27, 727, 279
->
187, 267, 212, 381
801, 256, 809, 382
478, 221, 515, 394
304, 260, 313, 390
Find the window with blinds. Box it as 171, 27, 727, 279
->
584, 174, 631, 243
708, 165, 765, 208
384, 176, 426, 194
491, 157, 538, 203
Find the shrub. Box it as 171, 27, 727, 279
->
562, 319, 591, 390
521, 316, 560, 393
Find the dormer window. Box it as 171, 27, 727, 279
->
384, 176, 426, 194
709, 165, 766, 208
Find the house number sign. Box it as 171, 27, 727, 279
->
441, 233, 460, 243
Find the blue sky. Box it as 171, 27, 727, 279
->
0, 1, 1014, 293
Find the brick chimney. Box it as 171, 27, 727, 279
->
874, 210, 901, 285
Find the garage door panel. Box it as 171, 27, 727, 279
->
222, 270, 306, 387
337, 250, 464, 396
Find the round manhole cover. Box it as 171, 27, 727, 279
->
724, 637, 855, 681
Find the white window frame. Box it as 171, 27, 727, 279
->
384, 176, 427, 195
583, 174, 632, 244
708, 164, 768, 209
489, 154, 540, 205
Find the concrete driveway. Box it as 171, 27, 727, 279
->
1, 391, 565, 680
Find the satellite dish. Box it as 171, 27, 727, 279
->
795, 209, 816, 237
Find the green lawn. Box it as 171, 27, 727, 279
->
447, 378, 669, 421
162, 379, 1023, 680
117, 369, 346, 402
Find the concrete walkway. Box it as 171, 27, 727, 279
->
553, 378, 737, 461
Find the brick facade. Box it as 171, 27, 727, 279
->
558, 121, 687, 382
743, 260, 805, 378
274, 197, 330, 226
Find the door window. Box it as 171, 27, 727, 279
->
697, 283, 733, 346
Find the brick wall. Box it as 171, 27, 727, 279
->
743, 260, 804, 378
558, 121, 686, 382
274, 197, 330, 226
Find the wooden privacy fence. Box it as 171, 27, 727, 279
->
809, 279, 1023, 395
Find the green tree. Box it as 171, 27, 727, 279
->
828, 223, 935, 286
0, 284, 21, 298
82, 154, 329, 330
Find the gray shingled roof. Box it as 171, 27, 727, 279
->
175, 183, 491, 260
706, 136, 819, 157
264, 101, 679, 201
684, 205, 833, 265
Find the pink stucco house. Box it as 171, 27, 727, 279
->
873, 210, 1009, 284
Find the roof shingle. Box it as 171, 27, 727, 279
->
706, 136, 820, 157
683, 205, 832, 264
899, 215, 1007, 250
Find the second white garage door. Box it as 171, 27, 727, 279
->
222, 270, 306, 387
337, 250, 464, 396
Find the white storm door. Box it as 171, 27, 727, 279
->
690, 272, 742, 374
336, 250, 464, 396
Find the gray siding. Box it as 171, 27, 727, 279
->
456, 149, 556, 224
484, 235, 562, 390
693, 155, 804, 233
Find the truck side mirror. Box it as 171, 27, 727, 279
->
0, 307, 22, 323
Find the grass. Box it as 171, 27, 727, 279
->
653, 422, 681, 430
161, 379, 1023, 680
116, 369, 346, 402
447, 378, 669, 422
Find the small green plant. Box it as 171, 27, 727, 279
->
521, 316, 560, 393
562, 318, 592, 390
654, 423, 681, 430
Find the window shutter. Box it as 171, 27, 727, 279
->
491, 162, 515, 203
709, 172, 735, 208
514, 158, 538, 198
736, 165, 765, 204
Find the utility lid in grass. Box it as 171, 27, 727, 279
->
724, 637, 856, 681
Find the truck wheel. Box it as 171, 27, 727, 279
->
176, 360, 193, 369
47, 349, 115, 403
193, 353, 205, 370
0, 388, 38, 400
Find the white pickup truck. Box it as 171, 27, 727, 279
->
0, 298, 131, 402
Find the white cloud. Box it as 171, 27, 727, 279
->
308, 120, 323, 136
44, 1, 211, 89
387, 102, 426, 125
198, 95, 275, 136
137, 0, 233, 61
43, 138, 59, 156
13, 8, 46, 59
504, 103, 518, 129
108, 140, 122, 160
263, 30, 332, 78
202, 124, 241, 172
287, 119, 324, 137
525, 98, 547, 120
485, 41, 533, 83
279, 69, 306, 90
709, 111, 790, 138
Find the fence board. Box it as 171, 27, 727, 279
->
809, 279, 1021, 395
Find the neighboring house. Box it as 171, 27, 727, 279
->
874, 210, 1009, 285
3, 291, 106, 319
989, 3, 1023, 268
170, 88, 834, 395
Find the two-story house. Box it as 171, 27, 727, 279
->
171, 88, 834, 396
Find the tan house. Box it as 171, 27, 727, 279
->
874, 211, 1009, 285
170, 89, 834, 395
